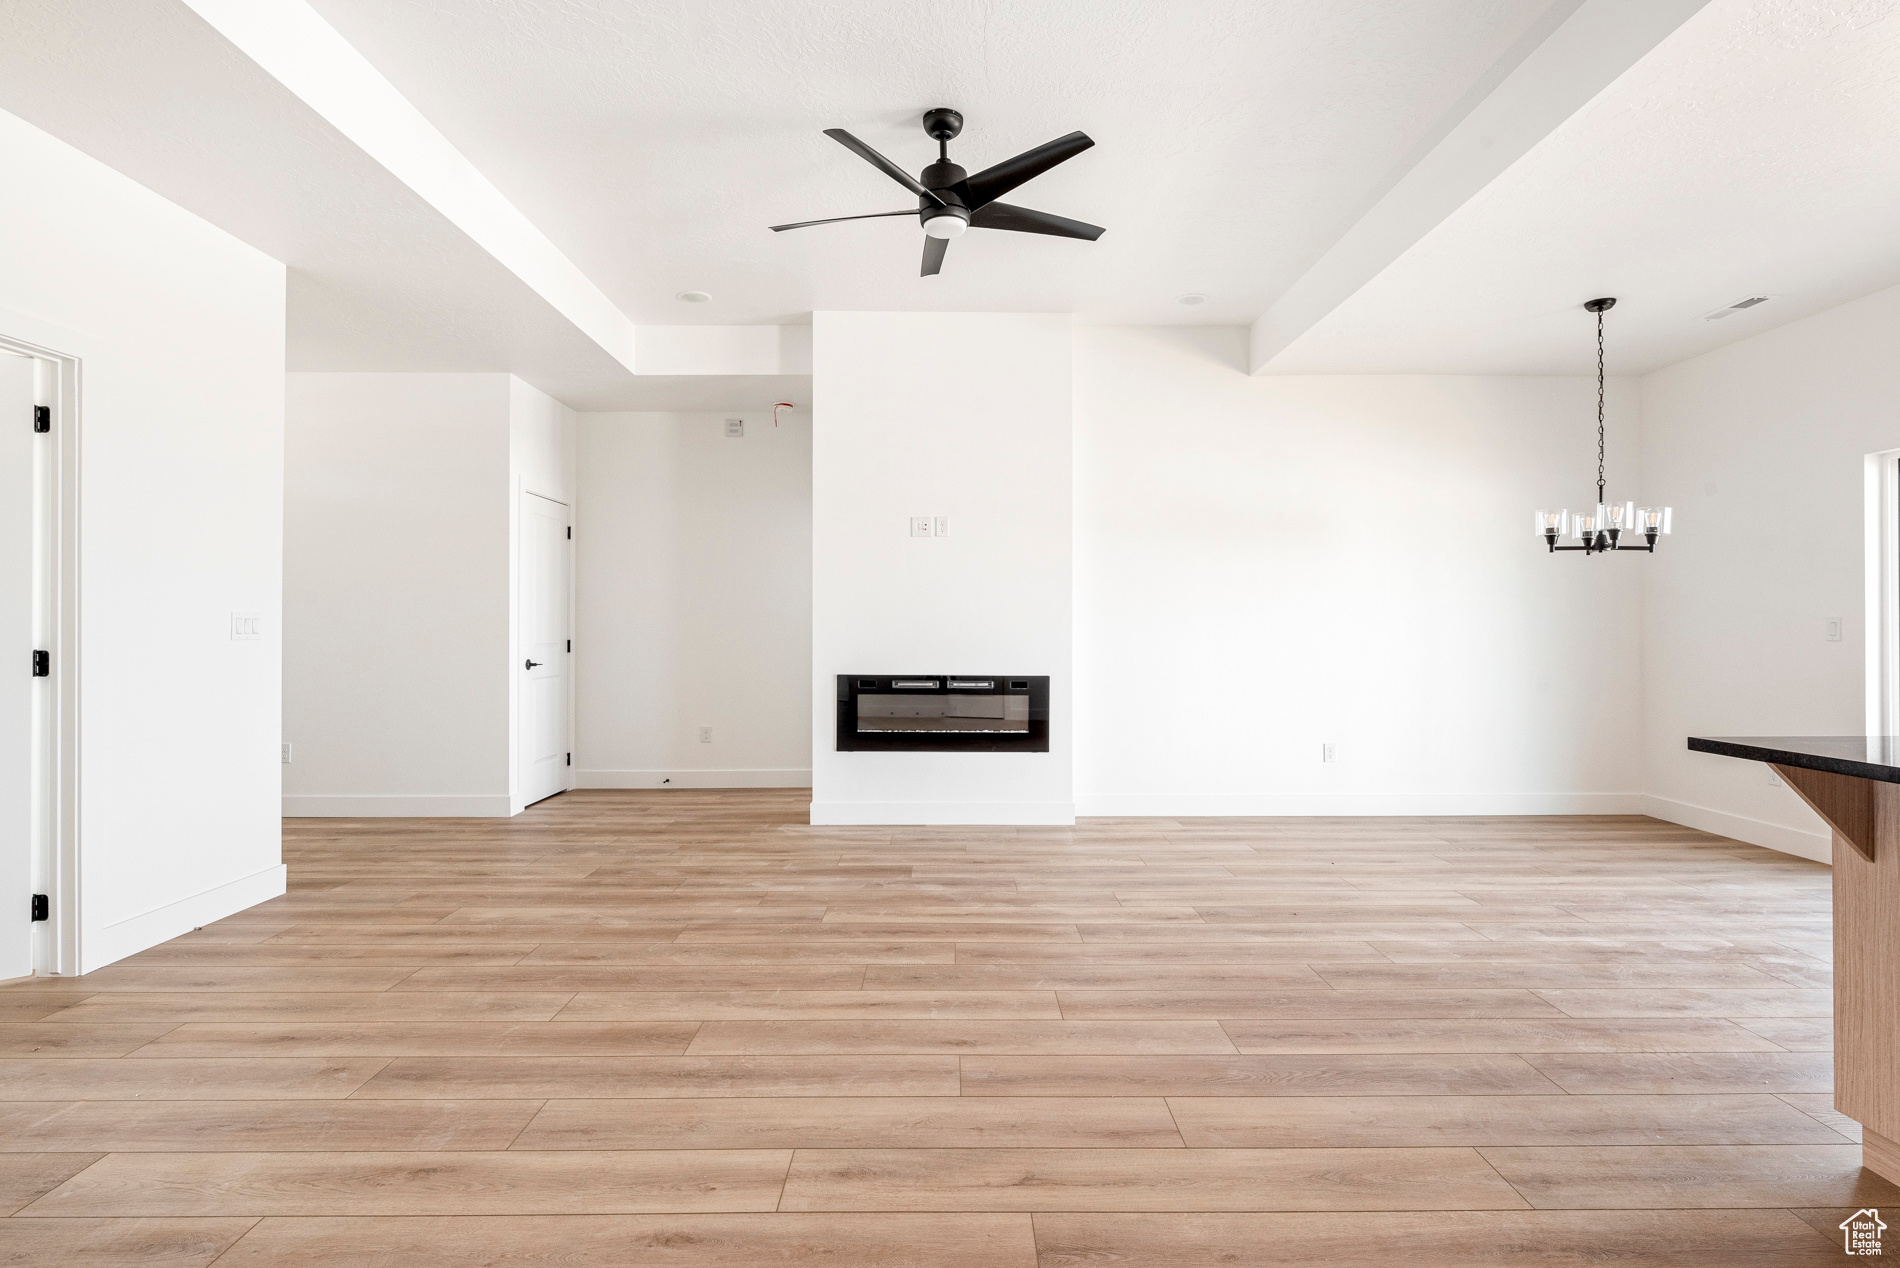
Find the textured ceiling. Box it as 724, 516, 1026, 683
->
301, 0, 1560, 327
10, 0, 1883, 388
1269, 0, 1900, 374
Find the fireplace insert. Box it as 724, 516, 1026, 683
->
835, 675, 1050, 752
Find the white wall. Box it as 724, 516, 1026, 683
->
811, 312, 1073, 825
0, 107, 285, 971
286, 372, 573, 816
1639, 283, 1900, 862
286, 373, 510, 815
574, 410, 811, 788
1075, 326, 1645, 815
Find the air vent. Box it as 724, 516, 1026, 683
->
1703, 295, 1771, 322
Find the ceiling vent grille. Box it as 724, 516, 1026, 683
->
1704, 295, 1771, 321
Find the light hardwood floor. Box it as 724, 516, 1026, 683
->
1, 790, 1892, 1264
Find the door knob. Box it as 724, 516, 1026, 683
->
525, 659, 542, 669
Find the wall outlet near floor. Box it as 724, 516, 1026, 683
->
934, 516, 949, 537
1322, 742, 1336, 763
1827, 617, 1843, 642
281, 742, 292, 764
910, 516, 934, 537
698, 725, 713, 744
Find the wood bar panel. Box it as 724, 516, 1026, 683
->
1835, 780, 1900, 1182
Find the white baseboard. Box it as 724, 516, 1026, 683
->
810, 800, 1077, 826
1641, 794, 1832, 864
579, 769, 813, 790
1073, 792, 1648, 818
282, 794, 515, 818
84, 863, 287, 972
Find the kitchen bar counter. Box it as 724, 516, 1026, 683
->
1688, 735, 1900, 1184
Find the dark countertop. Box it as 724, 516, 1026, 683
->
1687, 735, 1900, 784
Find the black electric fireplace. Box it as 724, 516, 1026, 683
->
836, 675, 1050, 752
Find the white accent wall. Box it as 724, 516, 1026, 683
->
811, 312, 1074, 825
574, 410, 812, 789
285, 372, 573, 817
0, 107, 286, 971
1074, 326, 1646, 817
1638, 283, 1900, 863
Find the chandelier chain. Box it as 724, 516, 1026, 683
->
1596, 307, 1611, 505
1596, 307, 1606, 506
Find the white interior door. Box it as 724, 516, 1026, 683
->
519, 492, 570, 807
0, 356, 37, 979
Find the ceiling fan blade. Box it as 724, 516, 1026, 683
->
770, 209, 917, 232
968, 201, 1104, 241
823, 129, 946, 208
963, 131, 1094, 209
921, 235, 948, 277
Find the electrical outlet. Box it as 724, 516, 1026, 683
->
1826, 617, 1843, 642
724, 418, 744, 438
698, 725, 713, 744
934, 516, 950, 537
281, 742, 292, 765
230, 611, 261, 640
1767, 767, 1783, 786
1322, 743, 1336, 763
910, 516, 934, 537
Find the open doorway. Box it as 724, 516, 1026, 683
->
518, 490, 572, 808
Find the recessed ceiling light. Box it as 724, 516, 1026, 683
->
676, 291, 712, 304
1177, 293, 1207, 306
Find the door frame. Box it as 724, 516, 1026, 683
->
2, 316, 82, 977
512, 485, 573, 814
1866, 449, 1900, 737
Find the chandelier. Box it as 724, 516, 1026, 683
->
1535, 298, 1671, 554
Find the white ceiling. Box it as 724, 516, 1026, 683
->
1267, 0, 1900, 375
5, 0, 1895, 393
0, 0, 641, 407
300, 0, 1562, 328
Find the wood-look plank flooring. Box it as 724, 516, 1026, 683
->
0, 789, 1890, 1264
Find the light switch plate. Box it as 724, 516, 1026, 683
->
724, 418, 744, 438
910, 517, 934, 537
230, 611, 261, 640
1827, 617, 1843, 642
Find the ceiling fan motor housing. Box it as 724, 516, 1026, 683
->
918, 159, 970, 236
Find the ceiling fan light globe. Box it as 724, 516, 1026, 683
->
923, 215, 967, 239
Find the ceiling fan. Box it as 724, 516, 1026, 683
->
770, 108, 1103, 277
